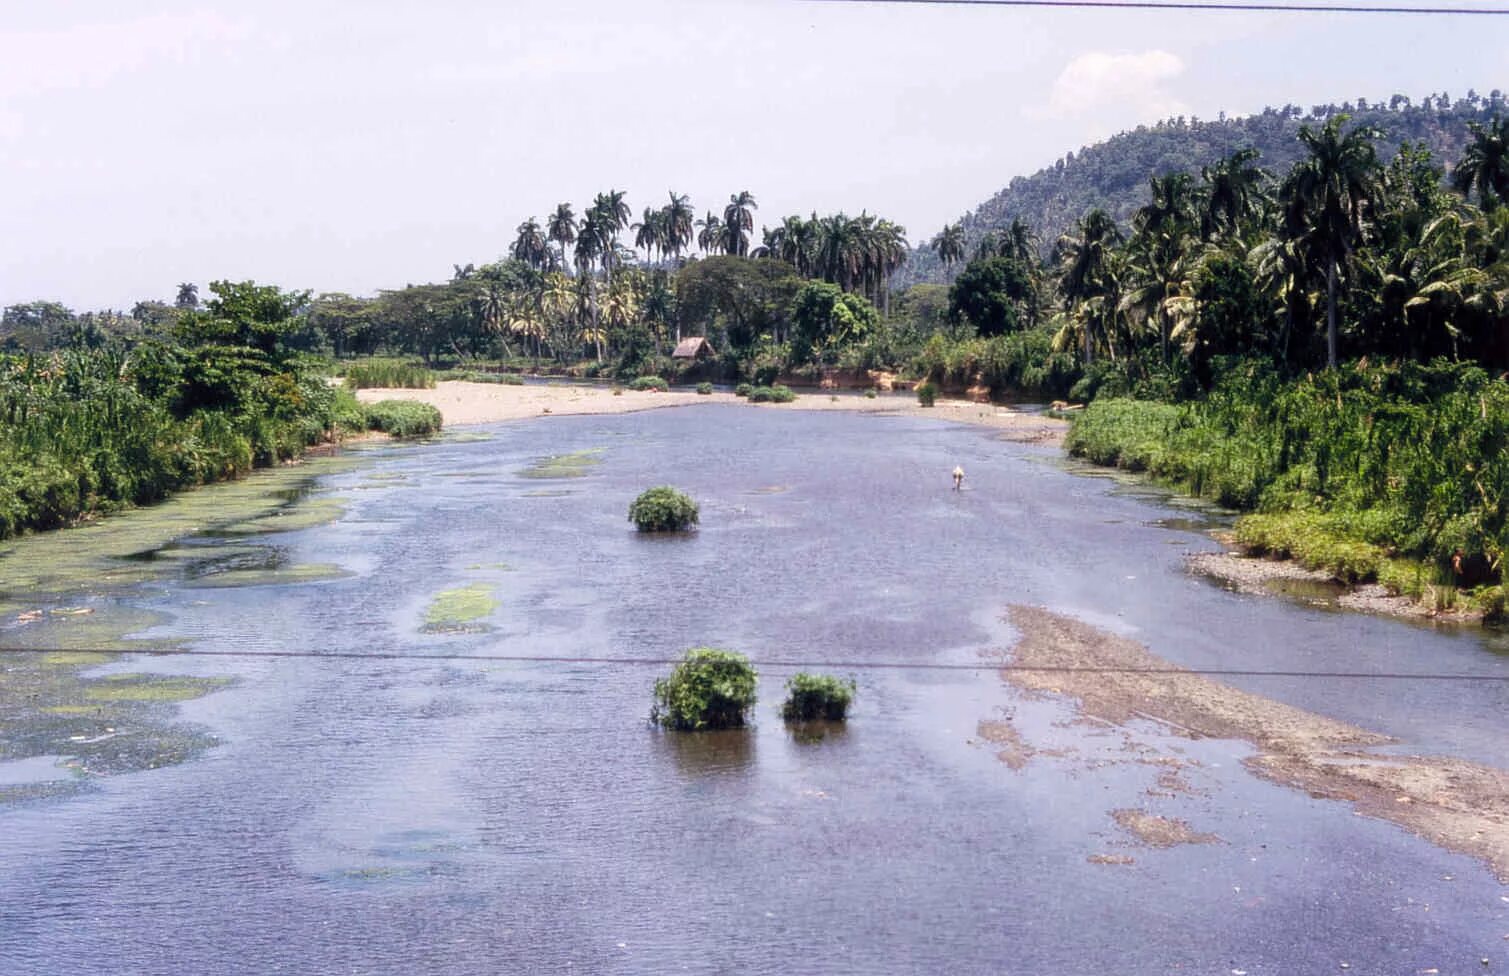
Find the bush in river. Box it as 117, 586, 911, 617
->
628, 486, 699, 532
696, 381, 714, 395
780, 673, 856, 721
342, 358, 435, 389
629, 375, 669, 392
734, 382, 753, 398
916, 381, 938, 407
652, 648, 758, 730
360, 400, 443, 438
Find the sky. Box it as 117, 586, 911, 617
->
3, 0, 1508, 310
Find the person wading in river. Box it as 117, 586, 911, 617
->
952, 466, 964, 491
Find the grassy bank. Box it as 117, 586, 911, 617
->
1065, 361, 1509, 615
0, 343, 432, 541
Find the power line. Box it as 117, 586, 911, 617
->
805, 0, 1509, 14
2, 644, 1506, 681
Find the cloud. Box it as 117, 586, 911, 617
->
1038, 49, 1189, 122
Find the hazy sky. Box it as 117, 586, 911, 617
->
4, 0, 1507, 310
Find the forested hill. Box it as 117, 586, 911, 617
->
900, 91, 1507, 286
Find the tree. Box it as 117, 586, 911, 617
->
547, 203, 577, 274
633, 207, 664, 264
675, 255, 804, 349
1055, 209, 1123, 364
183, 280, 311, 357
723, 190, 758, 258
1286, 115, 1384, 367
947, 256, 1037, 337
511, 218, 550, 270
1123, 173, 1198, 361
662, 191, 695, 262
696, 211, 723, 255
1453, 116, 1509, 212
1199, 148, 1271, 240
175, 283, 199, 310
932, 222, 965, 269
789, 281, 880, 365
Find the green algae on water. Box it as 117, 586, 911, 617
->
84, 674, 233, 703
220, 498, 347, 535
519, 448, 604, 480
422, 583, 499, 633
183, 563, 350, 589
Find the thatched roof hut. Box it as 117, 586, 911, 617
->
672, 336, 715, 360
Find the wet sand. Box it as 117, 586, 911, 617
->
1189, 549, 1483, 623
354, 381, 1067, 444
1001, 605, 1509, 880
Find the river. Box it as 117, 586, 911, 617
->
1, 404, 1505, 974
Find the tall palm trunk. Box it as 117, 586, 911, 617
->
1326, 257, 1338, 368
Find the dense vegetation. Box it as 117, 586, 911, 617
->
652, 648, 758, 730
0, 282, 385, 539
628, 486, 699, 533
780, 673, 856, 722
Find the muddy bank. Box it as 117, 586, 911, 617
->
356, 380, 1068, 444
1189, 549, 1483, 623
1001, 605, 1509, 881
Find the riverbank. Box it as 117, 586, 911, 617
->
1002, 605, 1509, 881
354, 380, 1068, 445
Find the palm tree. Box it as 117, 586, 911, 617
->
1199, 148, 1271, 241
722, 191, 758, 258
1287, 115, 1384, 367
696, 211, 722, 255
574, 211, 608, 274
1056, 209, 1124, 365
1003, 218, 1041, 266
1126, 174, 1197, 361
174, 283, 199, 310
511, 218, 550, 271
662, 192, 695, 262
548, 204, 577, 276
633, 207, 664, 264
1453, 117, 1509, 212
932, 223, 965, 269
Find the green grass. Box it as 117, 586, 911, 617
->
1067, 361, 1509, 602
361, 401, 443, 438
342, 359, 435, 389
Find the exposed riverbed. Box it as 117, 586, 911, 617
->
1, 405, 1505, 975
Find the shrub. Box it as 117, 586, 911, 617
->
916, 381, 937, 407
652, 648, 758, 730
696, 382, 714, 395
780, 673, 856, 721
629, 375, 669, 392
865, 389, 878, 399
734, 382, 753, 398
628, 486, 699, 532
343, 359, 435, 390
361, 400, 443, 438
748, 384, 796, 404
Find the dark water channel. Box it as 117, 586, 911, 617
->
1, 405, 1506, 975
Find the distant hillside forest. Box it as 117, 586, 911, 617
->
901, 90, 1508, 287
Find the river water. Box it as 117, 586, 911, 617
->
1, 404, 1505, 975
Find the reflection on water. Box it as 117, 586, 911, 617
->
657, 727, 756, 776
0, 408, 1505, 974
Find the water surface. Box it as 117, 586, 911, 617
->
1, 406, 1504, 975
